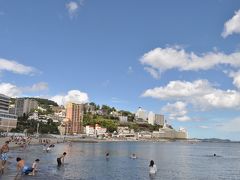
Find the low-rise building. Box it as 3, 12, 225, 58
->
156, 126, 187, 139
119, 116, 128, 123
85, 125, 95, 136
95, 124, 107, 136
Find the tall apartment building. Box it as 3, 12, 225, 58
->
15, 98, 38, 117
65, 102, 84, 134
148, 112, 164, 126
135, 107, 147, 121
0, 94, 17, 131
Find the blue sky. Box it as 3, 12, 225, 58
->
0, 0, 240, 140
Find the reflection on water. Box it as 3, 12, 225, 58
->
2, 141, 240, 180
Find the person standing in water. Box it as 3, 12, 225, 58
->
15, 157, 25, 179
106, 152, 109, 160
149, 160, 157, 175
29, 159, 40, 176
1, 141, 9, 173
57, 152, 67, 167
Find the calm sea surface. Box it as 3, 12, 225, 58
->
2, 141, 240, 180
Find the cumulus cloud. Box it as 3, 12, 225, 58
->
66, 1, 83, 18
222, 9, 240, 38
229, 71, 240, 89
0, 83, 22, 97
51, 90, 89, 106
142, 79, 240, 110
140, 47, 240, 78
0, 58, 37, 75
161, 101, 191, 122
0, 82, 49, 97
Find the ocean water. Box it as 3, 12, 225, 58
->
2, 141, 240, 180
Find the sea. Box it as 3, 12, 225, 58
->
2, 141, 240, 180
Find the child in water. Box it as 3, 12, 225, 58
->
149, 160, 157, 175
57, 152, 67, 167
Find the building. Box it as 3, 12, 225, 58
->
135, 107, 147, 122
117, 126, 135, 138
155, 114, 164, 126
0, 94, 17, 131
148, 112, 164, 126
15, 98, 38, 117
155, 126, 188, 139
148, 111, 155, 125
65, 102, 84, 134
95, 124, 107, 136
119, 116, 128, 123
85, 125, 95, 136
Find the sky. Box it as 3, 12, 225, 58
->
0, 0, 240, 140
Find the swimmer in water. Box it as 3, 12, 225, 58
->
214, 153, 216, 157
57, 152, 67, 167
46, 146, 51, 152
149, 160, 157, 175
106, 152, 109, 160
130, 153, 137, 159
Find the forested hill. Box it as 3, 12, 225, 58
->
10, 97, 58, 107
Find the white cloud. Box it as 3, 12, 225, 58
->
0, 83, 22, 97
161, 101, 191, 122
51, 90, 89, 106
144, 67, 160, 79
0, 58, 37, 75
140, 47, 240, 78
0, 82, 48, 97
143, 79, 240, 110
66, 1, 80, 18
198, 125, 209, 129
229, 71, 240, 89
218, 117, 240, 132
24, 82, 49, 92
222, 9, 240, 38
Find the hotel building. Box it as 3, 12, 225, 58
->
0, 94, 17, 131
65, 102, 84, 134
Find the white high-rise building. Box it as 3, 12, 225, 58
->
135, 107, 147, 121
148, 111, 155, 125
148, 112, 164, 126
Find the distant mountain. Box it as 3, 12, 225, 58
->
199, 138, 231, 143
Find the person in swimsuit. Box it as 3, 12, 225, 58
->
29, 159, 40, 176
15, 157, 25, 179
57, 152, 67, 166
1, 141, 9, 172
149, 160, 157, 175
